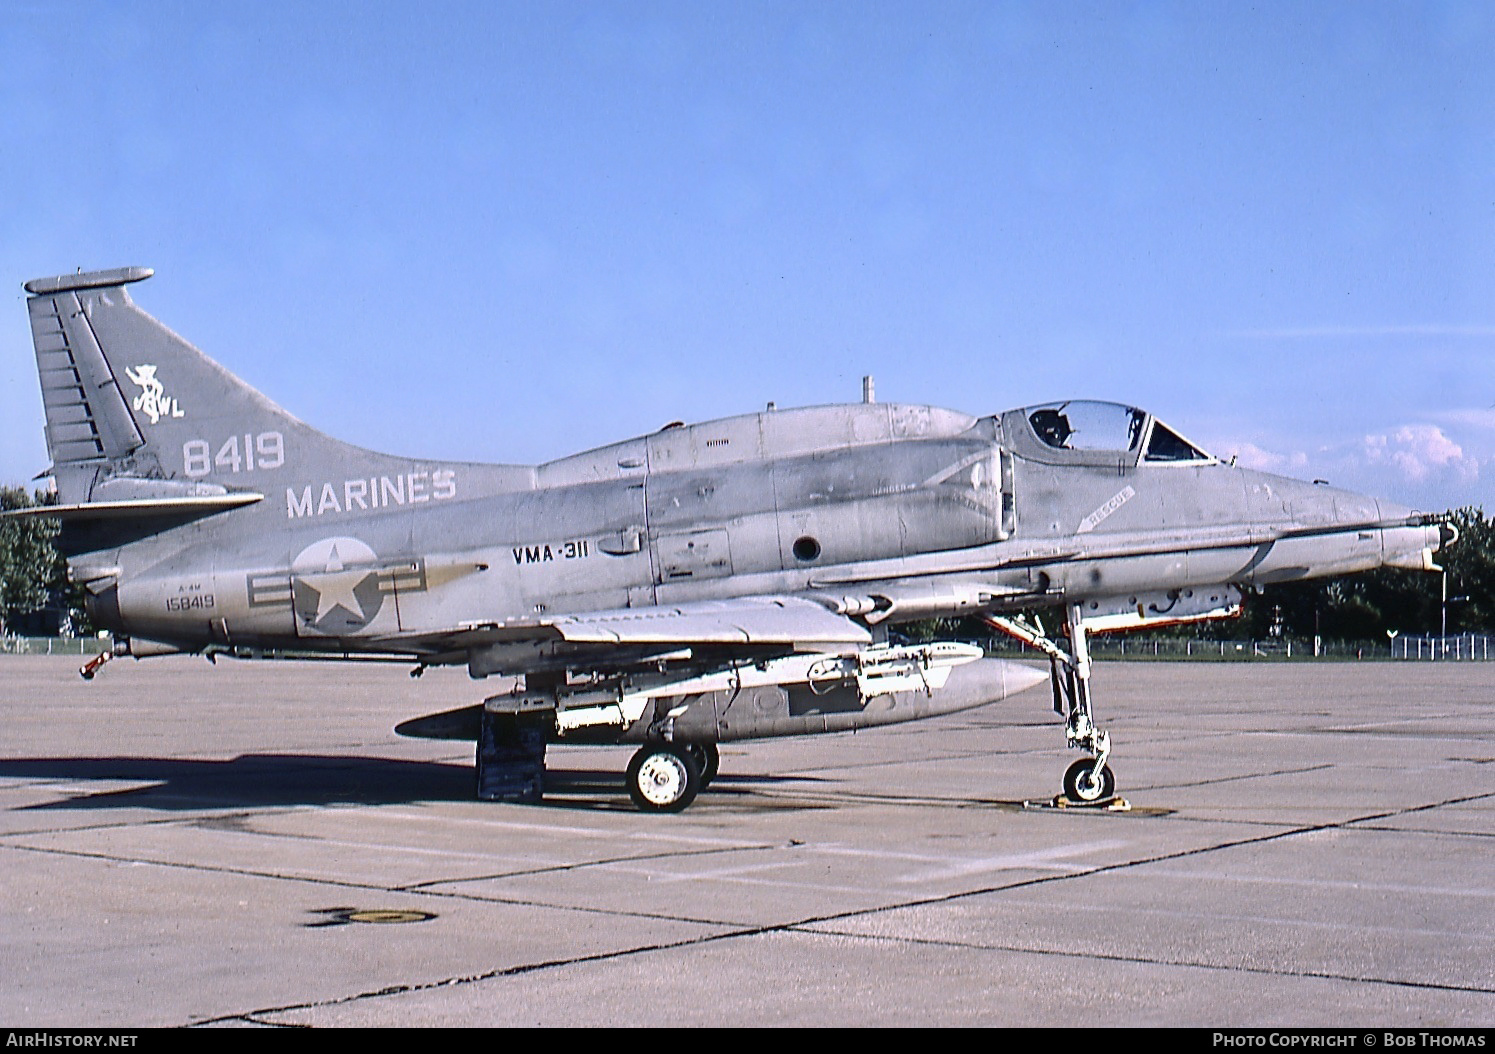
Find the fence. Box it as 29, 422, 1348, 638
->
0, 636, 109, 656
982, 636, 1460, 661
1389, 635, 1495, 661
1079, 637, 1389, 660
6, 633, 1491, 662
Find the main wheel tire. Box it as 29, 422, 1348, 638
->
627, 744, 702, 812
682, 742, 720, 786
1063, 757, 1116, 803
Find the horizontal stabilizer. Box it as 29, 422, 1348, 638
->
23, 267, 155, 296
0, 493, 263, 521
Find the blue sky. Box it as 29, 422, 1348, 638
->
3, 1, 1493, 511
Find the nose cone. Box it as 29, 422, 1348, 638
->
1378, 496, 1460, 545
1376, 496, 1455, 572
1239, 468, 1450, 580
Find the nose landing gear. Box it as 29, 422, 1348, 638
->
983, 602, 1120, 806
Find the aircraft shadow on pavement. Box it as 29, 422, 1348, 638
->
0, 755, 823, 812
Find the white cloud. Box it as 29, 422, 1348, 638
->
1361, 425, 1480, 484
1200, 421, 1491, 510
1219, 441, 1310, 475
1435, 407, 1495, 432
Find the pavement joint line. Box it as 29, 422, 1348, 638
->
181, 788, 1495, 1026
1137, 762, 1334, 790
1345, 790, 1495, 821
0, 811, 244, 839
3, 794, 400, 826
741, 788, 1495, 944
11, 783, 1483, 903
789, 928, 1495, 997
1350, 823, 1495, 839
395, 842, 787, 890
0, 838, 773, 929
220, 1015, 307, 1029
187, 929, 774, 1027
4, 805, 791, 880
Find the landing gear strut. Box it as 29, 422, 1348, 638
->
983, 602, 1117, 803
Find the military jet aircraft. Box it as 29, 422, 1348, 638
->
9, 267, 1454, 811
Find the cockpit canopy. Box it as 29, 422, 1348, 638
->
1022, 401, 1213, 463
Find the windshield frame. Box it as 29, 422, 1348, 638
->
1009, 401, 1217, 468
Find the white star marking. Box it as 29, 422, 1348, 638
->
299, 543, 372, 624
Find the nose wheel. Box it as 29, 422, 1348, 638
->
1064, 757, 1115, 803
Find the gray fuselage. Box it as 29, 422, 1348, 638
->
78, 400, 1433, 668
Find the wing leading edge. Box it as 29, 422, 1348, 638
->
441, 595, 870, 648
541, 595, 872, 646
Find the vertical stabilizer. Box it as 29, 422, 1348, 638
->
25, 266, 319, 505
21, 267, 532, 521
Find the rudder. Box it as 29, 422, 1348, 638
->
26, 268, 154, 500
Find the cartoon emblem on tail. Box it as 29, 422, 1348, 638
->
124, 363, 184, 424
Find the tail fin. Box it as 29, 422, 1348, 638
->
24, 267, 531, 533
27, 267, 324, 505
25, 266, 528, 523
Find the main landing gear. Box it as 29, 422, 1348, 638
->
982, 602, 1117, 805
477, 697, 726, 811
624, 741, 719, 812
681, 742, 721, 785
622, 687, 722, 811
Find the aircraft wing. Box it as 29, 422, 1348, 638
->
538, 596, 873, 646
395, 594, 874, 673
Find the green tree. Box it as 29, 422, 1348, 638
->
0, 487, 76, 635
1437, 506, 1494, 633
1244, 507, 1492, 640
